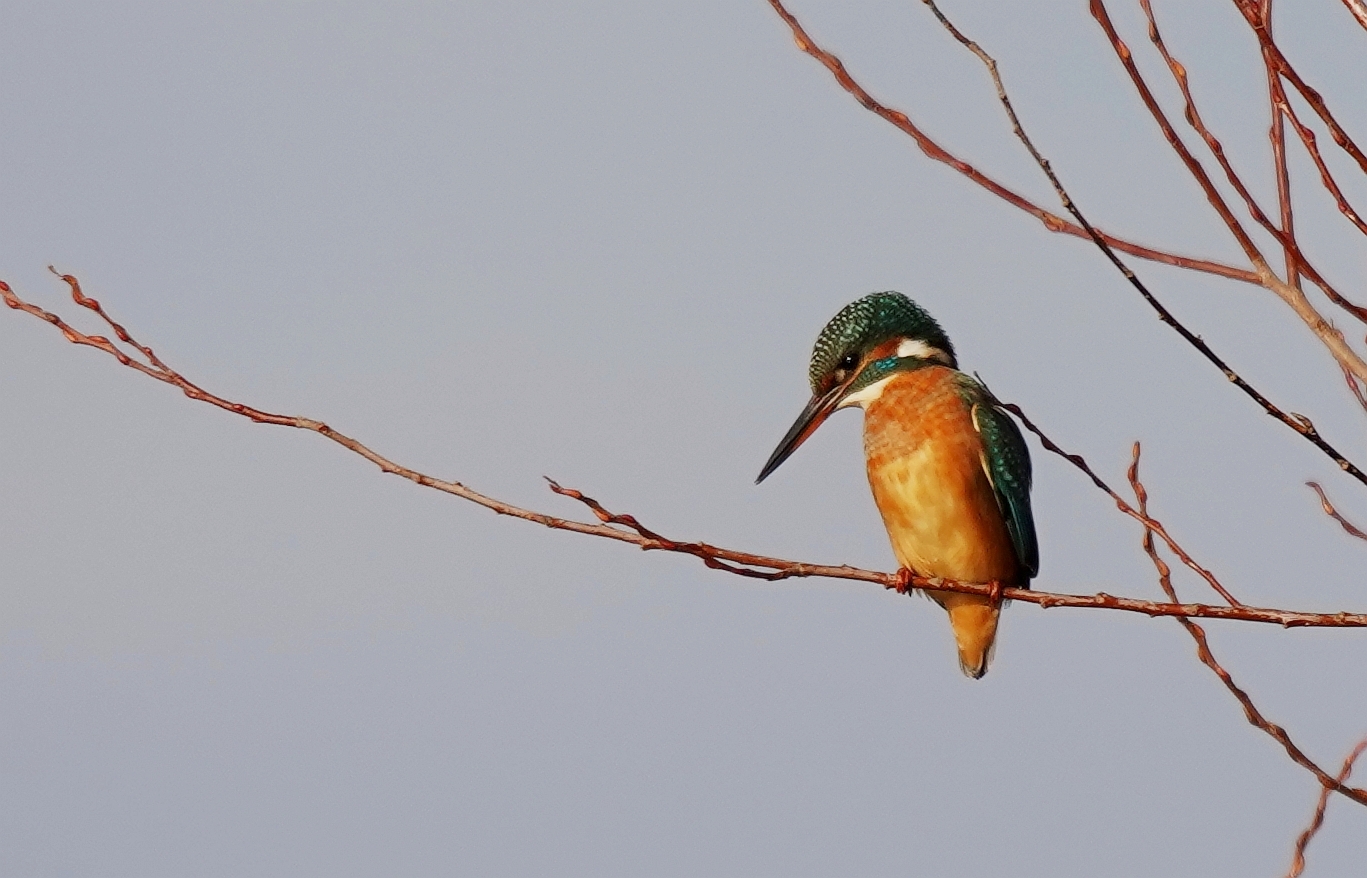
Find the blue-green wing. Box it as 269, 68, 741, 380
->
971, 401, 1039, 581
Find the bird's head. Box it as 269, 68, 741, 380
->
756, 291, 955, 483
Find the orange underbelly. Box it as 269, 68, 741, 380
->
863, 370, 1020, 584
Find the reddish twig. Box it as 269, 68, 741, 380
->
1343, 367, 1367, 416
852, 0, 1367, 488
1092, 1, 1268, 268
1284, 736, 1367, 877
911, 0, 1367, 561
1259, 1, 1299, 289
5, 272, 1366, 635
1306, 481, 1367, 542
1339, 0, 1367, 31
1097, 0, 1367, 385
989, 394, 1242, 606
1130, 445, 1367, 808
1274, 86, 1367, 241
1140, 0, 1367, 324
1233, 0, 1367, 176
762, 0, 1257, 285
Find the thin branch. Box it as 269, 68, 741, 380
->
1339, 0, 1367, 32
1092, 1, 1269, 268
1284, 736, 1367, 878
1260, 1, 1299, 289
1275, 84, 1367, 240
1233, 0, 1367, 175
5, 272, 1366, 636
1130, 445, 1367, 808
1139, 0, 1367, 324
1307, 481, 1367, 542
1343, 366, 1367, 416
1092, 0, 1367, 381
981, 392, 1242, 606
761, 0, 1258, 285
905, 0, 1367, 486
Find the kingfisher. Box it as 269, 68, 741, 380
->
757, 292, 1037, 678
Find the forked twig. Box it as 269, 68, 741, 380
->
1233, 0, 1367, 175
762, 0, 1257, 285
1141, 0, 1367, 320
1129, 445, 1367, 808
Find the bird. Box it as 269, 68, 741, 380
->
757, 291, 1037, 678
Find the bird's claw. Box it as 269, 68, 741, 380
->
894, 567, 914, 595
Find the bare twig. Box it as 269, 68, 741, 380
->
1091, 0, 1367, 378
1130, 445, 1367, 808
1140, 0, 1367, 324
1091, 1, 1267, 268
981, 393, 1242, 606
910, 0, 1367, 487
1339, 0, 1367, 29
5, 272, 1366, 636
1274, 86, 1367, 240
1259, 1, 1299, 289
1284, 737, 1367, 877
762, 0, 1258, 285
1233, 0, 1367, 175
1343, 367, 1367, 416
1339, 0, 1367, 31
1307, 481, 1367, 542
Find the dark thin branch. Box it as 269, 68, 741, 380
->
1130, 445, 1367, 808
907, 0, 1367, 486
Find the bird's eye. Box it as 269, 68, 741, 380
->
838, 354, 858, 370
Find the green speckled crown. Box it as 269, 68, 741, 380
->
808, 292, 956, 390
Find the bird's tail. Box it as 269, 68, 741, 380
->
933, 592, 1000, 679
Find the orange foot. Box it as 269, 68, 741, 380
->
986, 579, 1004, 606
894, 567, 914, 595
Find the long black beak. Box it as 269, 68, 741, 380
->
755, 382, 847, 484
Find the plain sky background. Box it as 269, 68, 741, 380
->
2, 1, 1365, 875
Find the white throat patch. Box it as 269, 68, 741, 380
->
839, 374, 895, 410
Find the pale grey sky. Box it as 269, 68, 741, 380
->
2, 1, 1365, 875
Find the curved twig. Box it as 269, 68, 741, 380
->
762, 0, 1256, 285
1131, 446, 1367, 808
1307, 481, 1367, 542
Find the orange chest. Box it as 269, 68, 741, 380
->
861, 367, 1019, 581
863, 367, 980, 468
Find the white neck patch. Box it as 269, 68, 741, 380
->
896, 337, 951, 364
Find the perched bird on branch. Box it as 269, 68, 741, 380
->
758, 292, 1038, 678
